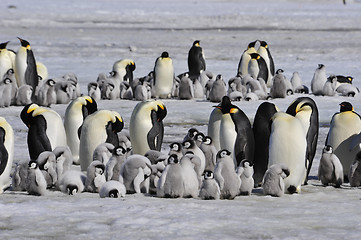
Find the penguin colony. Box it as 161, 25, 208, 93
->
1, 37, 361, 199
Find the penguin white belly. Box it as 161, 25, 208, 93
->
220, 114, 237, 156
208, 108, 222, 151
248, 59, 259, 80
0, 119, 14, 193
42, 111, 67, 150
258, 48, 272, 84
154, 60, 174, 98
14, 49, 27, 87
269, 113, 307, 193
239, 53, 252, 76
129, 107, 153, 155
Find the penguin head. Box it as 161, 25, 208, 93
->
67, 184, 78, 195
203, 136, 212, 145
240, 159, 253, 168
155, 103, 167, 122
3, 78, 12, 84
0, 41, 10, 49
114, 146, 127, 156
347, 76, 353, 82
94, 164, 105, 175
84, 96, 98, 116
259, 40, 268, 48
317, 64, 325, 70
161, 52, 169, 58
276, 69, 284, 74
28, 160, 38, 169
111, 113, 124, 133
195, 132, 205, 142
249, 53, 261, 60
127, 61, 136, 72
214, 96, 238, 115
108, 189, 119, 198
216, 74, 223, 81
47, 79, 56, 87
187, 128, 198, 139
217, 149, 231, 159
247, 40, 257, 49
339, 101, 353, 112
168, 154, 179, 164
323, 145, 333, 154
170, 142, 182, 152
20, 103, 39, 127
17, 37, 31, 49
204, 170, 214, 179
328, 75, 337, 83
193, 40, 200, 47
182, 140, 194, 149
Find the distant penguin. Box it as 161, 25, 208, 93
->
236, 159, 254, 195
58, 170, 86, 195
178, 73, 194, 100
20, 103, 67, 160
290, 72, 308, 94
257, 40, 275, 86
252, 102, 278, 186
286, 97, 319, 185
105, 146, 127, 181
188, 40, 206, 79
248, 53, 269, 87
134, 78, 150, 101
79, 110, 123, 171
0, 41, 15, 81
88, 82, 101, 101
182, 139, 206, 174
209, 74, 227, 103
262, 164, 290, 197
322, 75, 337, 96
11, 159, 28, 191
237, 40, 257, 77
99, 180, 126, 198
270, 69, 288, 98
180, 154, 199, 198
0, 117, 14, 193
157, 154, 184, 198
14, 37, 38, 98
26, 160, 47, 196
268, 112, 307, 194
336, 83, 359, 97
36, 78, 56, 107
199, 170, 220, 200
349, 151, 361, 187
214, 149, 241, 199
311, 64, 327, 95
200, 136, 217, 172
326, 101, 361, 179
92, 142, 114, 166
152, 52, 174, 99
55, 79, 73, 104
85, 160, 106, 193
15, 85, 32, 106
64, 96, 97, 165
120, 154, 152, 194
318, 145, 343, 187
129, 100, 167, 155
0, 77, 13, 107
112, 59, 136, 84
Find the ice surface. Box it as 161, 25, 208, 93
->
1, 0, 361, 239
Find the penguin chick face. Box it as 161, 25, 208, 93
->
94, 164, 105, 175
203, 136, 212, 145
182, 140, 193, 149
339, 101, 353, 112
170, 142, 181, 152
217, 149, 231, 159
114, 146, 127, 156
168, 154, 179, 164
187, 128, 198, 139
28, 160, 38, 169
204, 170, 214, 179
241, 159, 253, 168
281, 168, 290, 179
47, 79, 56, 86
318, 64, 324, 69
323, 145, 333, 154
195, 132, 205, 142
109, 189, 119, 198
276, 69, 284, 74
67, 184, 78, 195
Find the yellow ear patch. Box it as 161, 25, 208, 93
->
158, 104, 165, 110
230, 108, 238, 114
195, 43, 200, 47
84, 96, 93, 103
27, 104, 38, 114
256, 55, 260, 60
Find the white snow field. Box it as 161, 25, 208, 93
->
1, 0, 361, 239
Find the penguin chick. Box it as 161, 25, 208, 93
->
92, 142, 114, 166
178, 73, 194, 100
26, 160, 47, 196
36, 78, 57, 107
199, 170, 220, 200
99, 180, 126, 198
15, 85, 33, 106
58, 170, 86, 195
36, 151, 57, 188
0, 77, 13, 107
209, 74, 227, 103
179, 154, 199, 198
311, 64, 327, 96
157, 154, 184, 198
183, 128, 199, 142
85, 160, 106, 193
88, 82, 101, 101
262, 164, 290, 197
53, 146, 73, 179
200, 136, 217, 172
194, 132, 205, 148
11, 159, 29, 191
182, 139, 206, 174
349, 151, 361, 187
322, 75, 337, 96
270, 69, 288, 98
236, 159, 254, 195
105, 146, 127, 181
318, 145, 343, 187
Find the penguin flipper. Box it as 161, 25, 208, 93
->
0, 128, 9, 175
25, 50, 38, 90
133, 167, 145, 193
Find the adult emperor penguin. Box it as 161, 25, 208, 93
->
152, 52, 174, 99
26, 160, 47, 196
318, 145, 343, 187
268, 111, 307, 194
214, 96, 254, 167
0, 41, 15, 81
349, 151, 361, 187
157, 154, 184, 198
0, 117, 14, 193
257, 40, 275, 86
326, 101, 361, 180
311, 64, 327, 96
248, 53, 269, 87
64, 96, 98, 165
262, 164, 290, 197
129, 100, 167, 155
188, 40, 206, 79
112, 59, 136, 84
199, 170, 220, 200
286, 97, 319, 185
20, 104, 67, 160
99, 180, 126, 198
252, 102, 278, 187
237, 40, 257, 77
79, 110, 123, 171
14, 37, 38, 92
207, 106, 223, 151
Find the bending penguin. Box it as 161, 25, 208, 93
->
0, 117, 14, 193
99, 180, 126, 198
129, 100, 167, 155
262, 164, 290, 197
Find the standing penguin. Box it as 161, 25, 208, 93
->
129, 100, 167, 155
112, 59, 136, 84
257, 40, 275, 78
200, 136, 217, 172
248, 53, 269, 86
178, 73, 194, 100
105, 146, 127, 181
199, 170, 220, 200
64, 96, 98, 165
152, 52, 174, 99
180, 154, 199, 198
322, 75, 338, 96
286, 97, 319, 185
20, 104, 67, 160
237, 40, 257, 77
270, 69, 289, 98
214, 150, 241, 199
209, 74, 227, 103
311, 64, 327, 96
157, 154, 184, 198
0, 77, 13, 107
318, 145, 343, 187
26, 160, 47, 196
88, 82, 101, 101
268, 111, 307, 194
0, 117, 14, 193
84, 160, 106, 193
236, 159, 254, 195
182, 139, 206, 174
0, 41, 15, 81
36, 78, 57, 107
252, 102, 278, 186
262, 164, 290, 197
188, 40, 206, 79
326, 102, 361, 179
207, 106, 223, 151
79, 110, 123, 171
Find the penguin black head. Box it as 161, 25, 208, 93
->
203, 136, 212, 145
94, 164, 105, 175
156, 104, 167, 122
168, 154, 179, 164
3, 78, 12, 84
161, 52, 169, 58
47, 79, 56, 86
28, 160, 38, 169
216, 74, 222, 80
7, 68, 14, 75
187, 128, 198, 139
323, 145, 333, 153
248, 40, 257, 49
276, 69, 284, 74
182, 140, 194, 149
193, 40, 200, 47
339, 102, 353, 112
217, 149, 231, 159
249, 53, 261, 60
108, 189, 119, 198
114, 146, 126, 156
84, 96, 98, 116
126, 61, 136, 72
214, 96, 238, 115
204, 170, 214, 179
17, 37, 30, 48
170, 142, 182, 152
20, 104, 38, 127
240, 159, 253, 168
318, 64, 324, 69
0, 41, 10, 49
195, 132, 205, 142
112, 116, 124, 133
67, 184, 78, 195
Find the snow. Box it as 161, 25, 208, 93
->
1, 0, 361, 239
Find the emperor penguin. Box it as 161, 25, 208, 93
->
237, 40, 257, 77
79, 110, 124, 171
252, 102, 278, 187
0, 77, 13, 107
88, 82, 101, 101
14, 38, 38, 94
311, 64, 327, 96
188, 40, 206, 79
120, 154, 152, 194
57, 170, 86, 195
326, 101, 361, 180
182, 139, 206, 174
169, 142, 183, 160
157, 154, 184, 198
318, 145, 343, 187
53, 146, 73, 178
0, 41, 15, 81
15, 85, 32, 106
209, 74, 227, 103
178, 73, 194, 100
129, 100, 167, 155
36, 78, 57, 107
322, 75, 337, 96
257, 40, 275, 78
0, 117, 14, 193
112, 59, 136, 84
11, 159, 28, 191
199, 170, 220, 200
270, 69, 288, 98
64, 96, 98, 165
152, 52, 174, 99
179, 154, 200, 198
92, 142, 114, 166
207, 104, 223, 151
268, 111, 307, 194
200, 136, 217, 172
214, 149, 241, 199
84, 160, 106, 193
286, 97, 319, 185
26, 160, 47, 196
262, 164, 290, 197
349, 151, 361, 187
20, 103, 67, 160
183, 128, 199, 142
36, 151, 57, 188
105, 146, 127, 181
236, 159, 254, 195
99, 180, 126, 198
248, 53, 269, 87
215, 96, 255, 167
